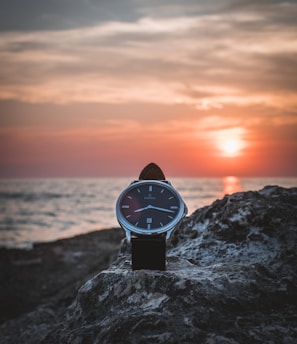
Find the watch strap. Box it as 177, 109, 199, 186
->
131, 162, 167, 270
138, 162, 166, 180
131, 236, 166, 270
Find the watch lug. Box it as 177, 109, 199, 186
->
165, 227, 175, 240
184, 202, 188, 216
124, 229, 131, 243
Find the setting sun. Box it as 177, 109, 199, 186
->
223, 140, 240, 156
214, 127, 246, 158
218, 136, 247, 158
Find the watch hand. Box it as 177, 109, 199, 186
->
133, 205, 150, 213
149, 206, 175, 213
133, 205, 175, 213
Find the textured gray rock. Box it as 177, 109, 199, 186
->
2, 186, 297, 343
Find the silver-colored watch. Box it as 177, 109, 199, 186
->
116, 179, 187, 241
116, 166, 187, 270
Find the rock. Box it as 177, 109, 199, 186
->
1, 186, 297, 343
0, 228, 124, 325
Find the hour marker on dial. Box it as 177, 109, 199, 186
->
122, 205, 130, 208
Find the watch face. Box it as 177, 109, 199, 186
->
116, 180, 185, 235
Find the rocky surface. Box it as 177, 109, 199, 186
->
0, 229, 124, 323
1, 185, 297, 343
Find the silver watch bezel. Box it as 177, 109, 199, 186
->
116, 180, 187, 240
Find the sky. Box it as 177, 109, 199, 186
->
0, 0, 297, 177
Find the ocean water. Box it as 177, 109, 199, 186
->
0, 177, 296, 249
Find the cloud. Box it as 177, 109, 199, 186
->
0, 0, 141, 31
0, 0, 245, 31
0, 1, 296, 112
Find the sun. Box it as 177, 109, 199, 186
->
224, 140, 239, 155
221, 139, 242, 157
213, 127, 246, 157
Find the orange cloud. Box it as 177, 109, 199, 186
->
0, 1, 296, 177
0, 5, 296, 111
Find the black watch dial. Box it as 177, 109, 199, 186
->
118, 182, 181, 231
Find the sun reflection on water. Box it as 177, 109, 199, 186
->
223, 176, 242, 196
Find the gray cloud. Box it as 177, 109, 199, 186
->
0, 0, 296, 111
0, 0, 223, 31
5, 0, 292, 31
0, 0, 140, 31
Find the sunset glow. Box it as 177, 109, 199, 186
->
0, 1, 296, 177
222, 140, 241, 157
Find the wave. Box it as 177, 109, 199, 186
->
0, 177, 296, 248
0, 192, 70, 202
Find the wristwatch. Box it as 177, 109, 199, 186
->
116, 163, 187, 270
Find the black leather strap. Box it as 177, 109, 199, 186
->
131, 162, 167, 270
131, 236, 166, 270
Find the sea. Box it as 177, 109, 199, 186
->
0, 177, 296, 249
